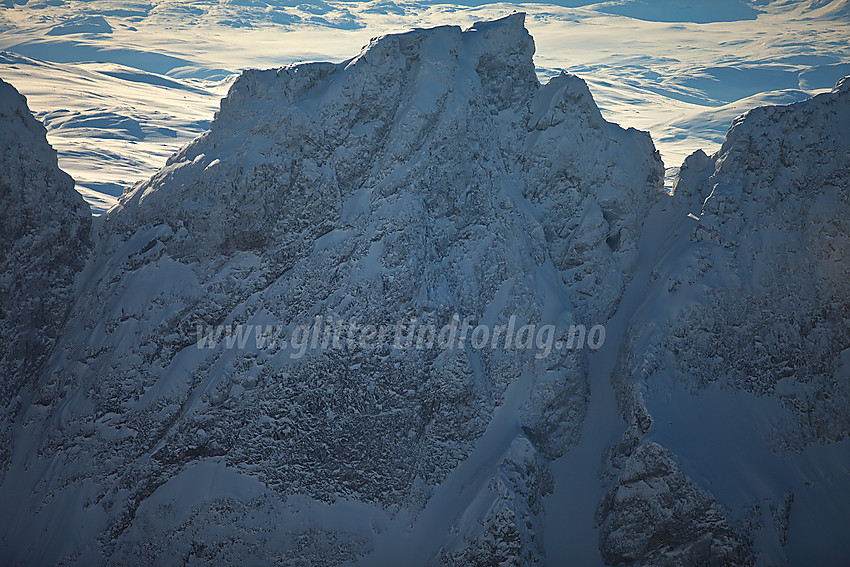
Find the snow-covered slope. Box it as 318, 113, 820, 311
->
600, 76, 850, 565
0, 79, 91, 487
0, 14, 664, 565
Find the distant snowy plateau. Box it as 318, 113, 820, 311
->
1, 3, 850, 567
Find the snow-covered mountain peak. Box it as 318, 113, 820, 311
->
0, 76, 90, 260
0, 16, 668, 566
2, 12, 850, 566
528, 71, 605, 131
0, 78, 42, 137
203, 12, 535, 132
113, 13, 662, 297
0, 78, 90, 490
604, 77, 850, 564
694, 73, 850, 223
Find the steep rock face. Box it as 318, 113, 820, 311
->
671, 75, 850, 449
0, 14, 664, 566
0, 79, 91, 483
598, 441, 751, 567
601, 76, 850, 565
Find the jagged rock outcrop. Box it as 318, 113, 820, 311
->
601, 76, 850, 565
598, 441, 751, 567
670, 75, 850, 449
0, 78, 91, 483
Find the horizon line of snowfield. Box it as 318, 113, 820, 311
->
196, 315, 607, 358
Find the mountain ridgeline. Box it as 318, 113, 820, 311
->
0, 14, 848, 566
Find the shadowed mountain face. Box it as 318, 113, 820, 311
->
1, 13, 849, 567
599, 76, 850, 566
0, 78, 91, 486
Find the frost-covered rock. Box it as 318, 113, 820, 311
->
0, 78, 91, 483
603, 76, 850, 565
2, 15, 849, 567
598, 441, 750, 567
671, 74, 850, 447
0, 15, 663, 566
